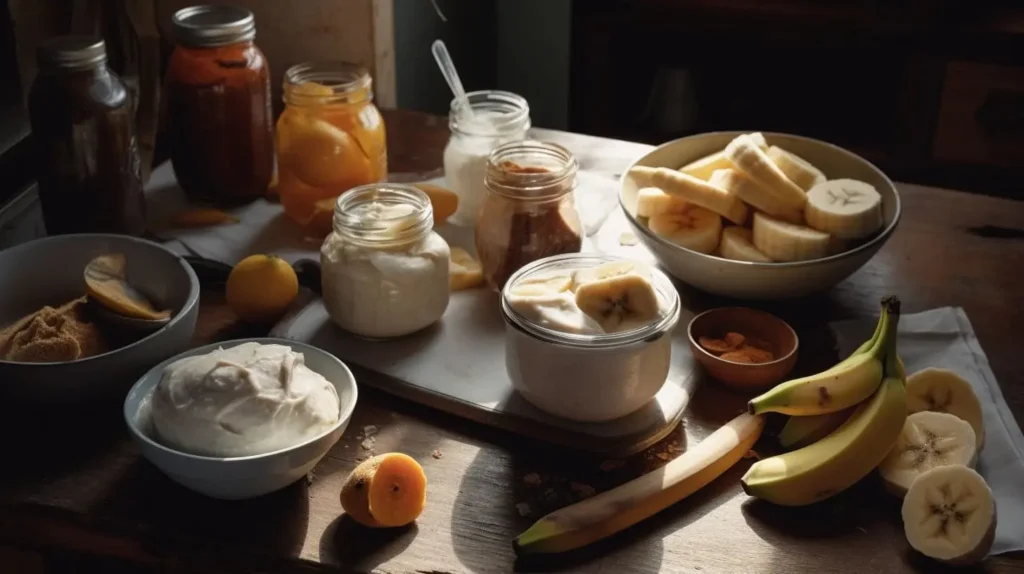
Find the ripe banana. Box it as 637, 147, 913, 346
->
648, 206, 722, 254
449, 247, 484, 291
766, 146, 826, 192
777, 408, 853, 450
636, 187, 689, 218
742, 353, 907, 506
902, 465, 996, 565
719, 226, 772, 263
879, 411, 978, 497
679, 132, 767, 180
751, 212, 831, 262
724, 134, 807, 211
629, 166, 748, 225
514, 413, 765, 554
906, 368, 985, 450
574, 262, 660, 332
748, 297, 897, 416
708, 168, 803, 224
805, 179, 884, 240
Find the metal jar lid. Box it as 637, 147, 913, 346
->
172, 5, 256, 47
36, 36, 107, 72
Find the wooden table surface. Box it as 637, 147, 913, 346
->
3, 109, 1024, 574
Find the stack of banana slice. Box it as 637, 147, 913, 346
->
628, 132, 885, 262
742, 297, 995, 566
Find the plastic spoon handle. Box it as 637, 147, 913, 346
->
431, 39, 474, 117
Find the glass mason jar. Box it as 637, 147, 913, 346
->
277, 62, 388, 239
443, 90, 530, 226
165, 5, 274, 204
28, 36, 146, 236
475, 141, 583, 290
320, 184, 450, 339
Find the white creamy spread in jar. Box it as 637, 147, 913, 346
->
321, 201, 451, 338
444, 113, 518, 226
151, 342, 341, 457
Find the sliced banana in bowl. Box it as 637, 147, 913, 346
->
906, 368, 985, 450
879, 411, 978, 497
648, 206, 722, 255
573, 262, 661, 333
902, 465, 996, 566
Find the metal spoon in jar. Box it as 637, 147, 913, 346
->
431, 39, 475, 119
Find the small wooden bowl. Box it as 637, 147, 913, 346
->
687, 307, 799, 391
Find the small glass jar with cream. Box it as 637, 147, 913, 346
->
443, 90, 530, 226
320, 183, 451, 338
500, 254, 681, 422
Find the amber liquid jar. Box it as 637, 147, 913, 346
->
165, 5, 273, 204
27, 37, 146, 236
475, 141, 583, 290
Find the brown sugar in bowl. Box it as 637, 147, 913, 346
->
687, 307, 798, 391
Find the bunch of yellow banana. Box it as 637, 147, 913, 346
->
741, 296, 907, 506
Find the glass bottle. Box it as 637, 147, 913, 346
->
165, 5, 274, 204
443, 90, 530, 226
475, 141, 583, 290
277, 62, 387, 238
27, 36, 146, 236
320, 184, 450, 339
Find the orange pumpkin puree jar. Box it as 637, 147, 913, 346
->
276, 62, 388, 238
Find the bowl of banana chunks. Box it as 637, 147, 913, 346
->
619, 131, 901, 299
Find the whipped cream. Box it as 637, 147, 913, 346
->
151, 342, 341, 457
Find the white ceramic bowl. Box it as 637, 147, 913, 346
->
500, 254, 681, 422
619, 132, 902, 299
124, 338, 358, 500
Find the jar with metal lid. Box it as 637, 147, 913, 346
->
475, 140, 583, 290
277, 62, 387, 238
320, 183, 450, 339
165, 4, 273, 204
27, 36, 146, 236
442, 90, 530, 226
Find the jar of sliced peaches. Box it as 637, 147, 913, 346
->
276, 62, 387, 238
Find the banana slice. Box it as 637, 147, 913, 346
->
906, 368, 985, 450
805, 179, 884, 239
648, 206, 723, 254
629, 166, 748, 225
879, 411, 978, 497
719, 226, 772, 263
724, 134, 807, 211
678, 132, 767, 180
574, 268, 660, 333
766, 146, 826, 192
902, 465, 996, 565
636, 187, 689, 218
708, 168, 803, 224
449, 247, 484, 291
752, 211, 830, 262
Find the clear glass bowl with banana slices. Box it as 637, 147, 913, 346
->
619, 131, 902, 300
499, 253, 680, 422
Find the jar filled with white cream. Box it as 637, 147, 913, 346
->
443, 90, 530, 226
500, 254, 681, 422
321, 183, 451, 338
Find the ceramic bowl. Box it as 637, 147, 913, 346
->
619, 132, 902, 299
0, 234, 200, 402
687, 307, 798, 391
124, 338, 358, 500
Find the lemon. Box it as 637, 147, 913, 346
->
225, 254, 299, 323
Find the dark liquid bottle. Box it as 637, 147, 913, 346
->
27, 36, 146, 236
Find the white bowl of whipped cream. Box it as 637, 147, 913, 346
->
124, 338, 357, 499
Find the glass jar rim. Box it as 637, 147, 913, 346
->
500, 254, 681, 349
449, 90, 530, 136
333, 183, 433, 246
172, 5, 256, 47
485, 140, 579, 201
284, 62, 373, 105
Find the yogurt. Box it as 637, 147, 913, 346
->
151, 342, 341, 457
500, 254, 681, 422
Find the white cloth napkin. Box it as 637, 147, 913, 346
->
830, 307, 1024, 555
